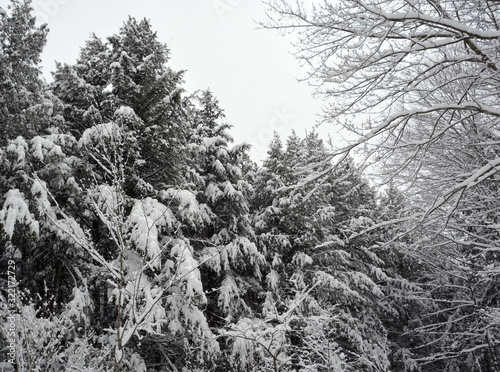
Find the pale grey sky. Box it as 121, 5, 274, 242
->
26, 0, 328, 162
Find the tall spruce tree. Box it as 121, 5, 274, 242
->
48, 19, 222, 370
2, 16, 207, 370
0, 12, 274, 370
252, 132, 392, 371
179, 90, 266, 370
52, 17, 188, 193
0, 0, 55, 145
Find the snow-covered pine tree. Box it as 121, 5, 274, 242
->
373, 184, 428, 371
76, 118, 218, 370
0, 0, 45, 142
107, 17, 188, 189
179, 90, 267, 370
51, 34, 113, 135
0, 14, 227, 370
49, 19, 227, 369
52, 17, 188, 194
253, 131, 391, 371
0, 2, 85, 369
0, 127, 99, 369
0, 0, 61, 145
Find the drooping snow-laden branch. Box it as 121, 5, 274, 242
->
265, 0, 500, 222
265, 3, 500, 368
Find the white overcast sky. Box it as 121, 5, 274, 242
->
15, 0, 333, 162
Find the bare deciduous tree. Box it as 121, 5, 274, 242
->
265, 1, 500, 370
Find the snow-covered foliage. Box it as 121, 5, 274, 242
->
266, 0, 500, 370
6, 1, 497, 370
0, 188, 39, 239
182, 91, 267, 333
0, 0, 54, 146
252, 131, 391, 370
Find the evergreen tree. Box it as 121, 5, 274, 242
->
52, 17, 188, 193
0, 3, 457, 370
0, 0, 54, 145
179, 90, 266, 370
253, 132, 391, 371
2, 15, 215, 370
373, 184, 428, 371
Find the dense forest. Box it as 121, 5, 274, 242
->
0, 0, 499, 371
